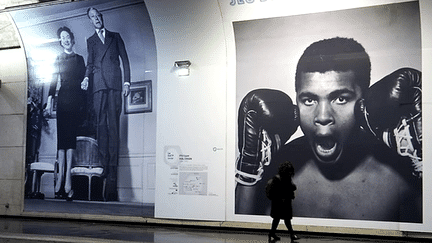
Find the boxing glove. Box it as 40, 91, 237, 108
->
356, 68, 422, 178
236, 89, 299, 185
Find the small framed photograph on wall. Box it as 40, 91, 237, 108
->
124, 80, 152, 114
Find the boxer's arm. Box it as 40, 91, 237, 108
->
235, 183, 258, 214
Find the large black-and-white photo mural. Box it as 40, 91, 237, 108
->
234, 1, 422, 222
11, 0, 156, 216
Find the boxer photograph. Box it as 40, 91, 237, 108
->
234, 1, 422, 223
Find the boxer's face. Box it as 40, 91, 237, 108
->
296, 70, 362, 164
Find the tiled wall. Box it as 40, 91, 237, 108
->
0, 12, 27, 215
2, 2, 53, 216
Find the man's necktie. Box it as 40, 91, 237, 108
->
98, 29, 105, 44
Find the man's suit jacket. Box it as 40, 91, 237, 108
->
85, 29, 130, 94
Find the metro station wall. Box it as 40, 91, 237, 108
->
148, 0, 228, 221
1, 0, 432, 236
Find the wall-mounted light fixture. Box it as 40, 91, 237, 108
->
174, 60, 191, 76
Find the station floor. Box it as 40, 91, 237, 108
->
0, 216, 430, 243
0, 199, 426, 242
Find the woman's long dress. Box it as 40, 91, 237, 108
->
49, 52, 86, 150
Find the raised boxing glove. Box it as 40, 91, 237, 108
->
236, 89, 299, 185
356, 68, 422, 178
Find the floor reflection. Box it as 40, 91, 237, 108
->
1, 216, 429, 243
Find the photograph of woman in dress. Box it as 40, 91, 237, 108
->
45, 26, 86, 201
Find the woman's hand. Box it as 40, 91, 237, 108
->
44, 96, 53, 117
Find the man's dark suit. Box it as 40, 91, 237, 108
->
85, 29, 130, 201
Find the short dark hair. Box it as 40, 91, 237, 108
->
278, 161, 295, 177
57, 26, 75, 46
295, 37, 371, 94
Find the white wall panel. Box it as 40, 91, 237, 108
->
148, 0, 227, 221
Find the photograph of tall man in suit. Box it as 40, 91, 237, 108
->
81, 7, 131, 201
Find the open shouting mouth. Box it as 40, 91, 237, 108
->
313, 136, 342, 163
